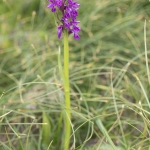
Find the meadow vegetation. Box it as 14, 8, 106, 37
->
0, 0, 150, 149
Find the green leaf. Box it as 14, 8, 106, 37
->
42, 112, 51, 149
96, 119, 117, 150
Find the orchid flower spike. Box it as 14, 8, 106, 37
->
47, 0, 80, 40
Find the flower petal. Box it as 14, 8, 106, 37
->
74, 32, 80, 40
57, 25, 63, 38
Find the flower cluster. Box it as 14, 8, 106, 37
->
47, 0, 80, 40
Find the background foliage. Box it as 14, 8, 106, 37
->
0, 0, 150, 149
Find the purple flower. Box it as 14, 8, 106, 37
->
47, 0, 80, 40
58, 25, 63, 38
47, 3, 56, 12
47, 0, 63, 11
74, 32, 80, 40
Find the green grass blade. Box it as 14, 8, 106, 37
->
42, 112, 51, 149
96, 119, 117, 150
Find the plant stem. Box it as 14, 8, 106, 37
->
63, 29, 71, 150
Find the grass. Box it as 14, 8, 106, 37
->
0, 0, 150, 149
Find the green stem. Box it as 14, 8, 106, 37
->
63, 30, 71, 150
